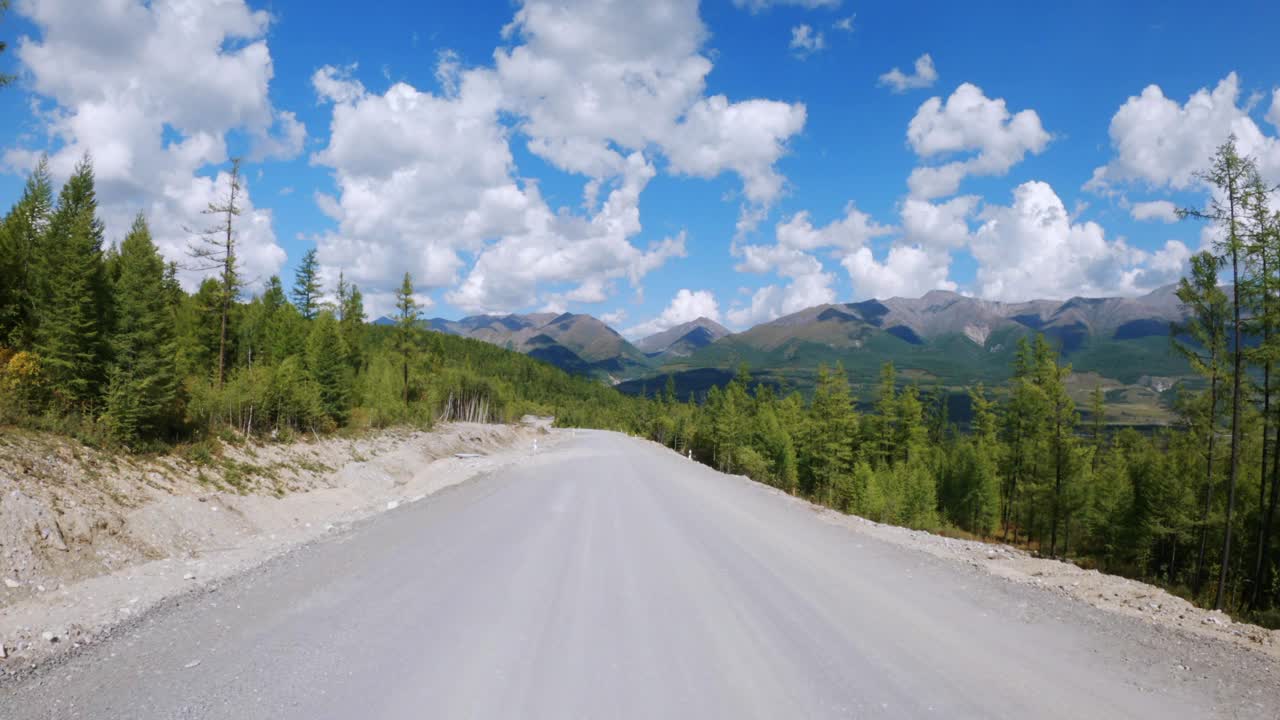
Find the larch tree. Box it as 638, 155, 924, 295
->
1173, 250, 1230, 596
1036, 334, 1078, 559
1179, 137, 1258, 610
187, 158, 244, 387
1244, 175, 1280, 609
393, 272, 419, 408
291, 248, 321, 320
104, 215, 178, 441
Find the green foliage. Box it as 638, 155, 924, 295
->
291, 248, 322, 320
102, 215, 178, 442
305, 312, 351, 424
35, 155, 109, 410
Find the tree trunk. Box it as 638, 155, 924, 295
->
1217, 228, 1243, 611
1050, 413, 1063, 558
1195, 372, 1219, 597
1251, 258, 1276, 608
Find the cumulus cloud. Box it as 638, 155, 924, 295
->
1130, 200, 1179, 223
727, 204, 888, 325
843, 244, 956, 300
906, 83, 1050, 199
310, 0, 806, 315
833, 15, 855, 32
900, 194, 979, 248
495, 0, 805, 226
774, 202, 893, 251
971, 181, 1189, 300
624, 289, 722, 338
1088, 73, 1280, 192
878, 54, 938, 94
1269, 89, 1280, 129
728, 269, 836, 328
790, 25, 826, 57
5, 0, 297, 285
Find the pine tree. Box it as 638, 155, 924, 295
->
1180, 137, 1257, 609
103, 215, 178, 441
0, 157, 53, 347
393, 272, 419, 408
186, 158, 244, 386
37, 155, 109, 409
291, 249, 322, 320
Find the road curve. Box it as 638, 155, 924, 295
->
3, 431, 1270, 719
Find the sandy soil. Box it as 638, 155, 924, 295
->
0, 419, 560, 672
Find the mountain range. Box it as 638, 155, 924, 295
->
379, 284, 1192, 418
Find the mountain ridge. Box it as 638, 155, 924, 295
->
376, 284, 1190, 393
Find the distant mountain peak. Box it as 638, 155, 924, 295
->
636, 317, 731, 357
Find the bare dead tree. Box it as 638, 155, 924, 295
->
186, 158, 244, 387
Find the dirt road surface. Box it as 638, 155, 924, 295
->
4, 431, 1276, 719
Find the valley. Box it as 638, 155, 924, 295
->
393, 284, 1192, 425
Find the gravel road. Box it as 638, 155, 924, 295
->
4, 430, 1275, 719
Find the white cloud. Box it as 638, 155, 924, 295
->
495, 0, 806, 228
600, 309, 628, 326
789, 25, 826, 57
733, 0, 841, 12
878, 54, 938, 94
1130, 200, 1179, 223
1269, 89, 1280, 129
727, 204, 887, 325
900, 194, 978, 248
1088, 73, 1280, 192
311, 61, 687, 315
624, 288, 721, 338
660, 95, 806, 230
833, 15, 855, 32
843, 245, 956, 300
309, 0, 806, 316
728, 270, 836, 328
906, 83, 1050, 199
971, 181, 1189, 300
774, 202, 893, 251
6, 0, 298, 285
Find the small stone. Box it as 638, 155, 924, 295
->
183, 660, 201, 669
41, 631, 58, 643
386, 500, 400, 510
2, 578, 19, 589
183, 573, 196, 580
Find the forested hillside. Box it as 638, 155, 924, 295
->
632, 139, 1279, 625
0, 156, 643, 448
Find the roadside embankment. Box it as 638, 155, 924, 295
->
0, 419, 559, 673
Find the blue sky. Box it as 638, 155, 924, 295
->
2, 0, 1279, 337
